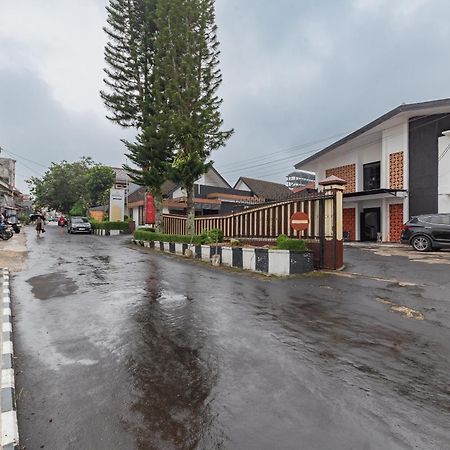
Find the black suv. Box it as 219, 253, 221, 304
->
401, 214, 450, 251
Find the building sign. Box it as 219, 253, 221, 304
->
145, 192, 155, 224
109, 188, 125, 222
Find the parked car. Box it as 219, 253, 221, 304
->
401, 214, 450, 251
67, 217, 92, 234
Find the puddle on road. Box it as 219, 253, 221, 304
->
376, 297, 424, 320
27, 273, 78, 300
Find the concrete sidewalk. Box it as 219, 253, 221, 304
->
0, 230, 28, 273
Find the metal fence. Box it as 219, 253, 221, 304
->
163, 189, 344, 269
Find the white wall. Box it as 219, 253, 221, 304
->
171, 167, 229, 198
235, 180, 251, 191
301, 134, 382, 190
202, 169, 229, 188
438, 135, 450, 213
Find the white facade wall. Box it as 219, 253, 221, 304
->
381, 122, 409, 222
170, 167, 229, 199
132, 207, 139, 225
300, 120, 410, 242
438, 135, 450, 213
234, 180, 251, 191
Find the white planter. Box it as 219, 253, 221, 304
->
175, 243, 184, 255
201, 245, 210, 261
242, 248, 256, 271
268, 249, 290, 276
221, 247, 232, 266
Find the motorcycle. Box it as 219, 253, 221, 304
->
0, 222, 14, 240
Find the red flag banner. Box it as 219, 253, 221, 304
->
145, 193, 155, 224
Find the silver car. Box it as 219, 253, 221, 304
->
67, 217, 92, 234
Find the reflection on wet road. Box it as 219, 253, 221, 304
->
13, 226, 450, 449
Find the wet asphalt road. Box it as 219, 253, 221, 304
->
12, 226, 450, 450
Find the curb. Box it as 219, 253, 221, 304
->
1, 268, 19, 450
131, 239, 314, 276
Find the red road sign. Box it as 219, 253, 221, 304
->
290, 212, 309, 231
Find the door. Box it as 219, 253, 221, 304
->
360, 208, 381, 241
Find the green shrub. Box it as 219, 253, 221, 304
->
134, 230, 204, 245
200, 228, 224, 244
229, 238, 241, 247
137, 227, 155, 233
275, 235, 307, 252
91, 221, 129, 231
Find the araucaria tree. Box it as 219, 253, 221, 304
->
153, 0, 233, 235
101, 0, 172, 232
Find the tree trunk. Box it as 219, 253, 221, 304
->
154, 190, 164, 233
186, 184, 195, 236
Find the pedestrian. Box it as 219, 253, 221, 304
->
35, 215, 45, 237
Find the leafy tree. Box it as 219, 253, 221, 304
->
86, 165, 116, 207
153, 0, 233, 234
27, 158, 115, 214
102, 0, 172, 232
69, 201, 86, 217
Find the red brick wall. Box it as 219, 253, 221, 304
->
326, 164, 356, 193
343, 208, 356, 241
389, 204, 404, 242
389, 151, 404, 189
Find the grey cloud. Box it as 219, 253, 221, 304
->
0, 67, 134, 191
214, 0, 450, 183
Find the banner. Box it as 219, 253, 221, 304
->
109, 188, 125, 222
145, 192, 155, 224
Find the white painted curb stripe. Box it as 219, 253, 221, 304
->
1, 369, 14, 389
2, 341, 13, 355
1, 410, 19, 446
1, 268, 20, 449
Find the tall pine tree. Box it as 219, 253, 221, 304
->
153, 0, 233, 235
101, 0, 172, 232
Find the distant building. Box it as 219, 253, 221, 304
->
0, 158, 17, 218
126, 167, 279, 226
286, 170, 316, 189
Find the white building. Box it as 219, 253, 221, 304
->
295, 99, 450, 242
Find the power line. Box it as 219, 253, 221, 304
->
221, 113, 450, 180
0, 147, 48, 169
220, 113, 450, 178
218, 130, 352, 170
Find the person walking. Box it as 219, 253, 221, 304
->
35, 215, 45, 237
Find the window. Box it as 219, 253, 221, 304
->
429, 215, 450, 225
363, 161, 380, 191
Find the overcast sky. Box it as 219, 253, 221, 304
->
1, 0, 450, 192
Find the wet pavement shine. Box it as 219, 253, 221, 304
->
12, 226, 450, 449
